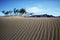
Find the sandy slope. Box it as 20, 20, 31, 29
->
0, 16, 60, 40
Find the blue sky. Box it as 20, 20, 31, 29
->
0, 0, 60, 16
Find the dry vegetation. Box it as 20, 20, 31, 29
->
0, 16, 60, 40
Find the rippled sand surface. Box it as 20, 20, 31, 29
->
0, 16, 60, 40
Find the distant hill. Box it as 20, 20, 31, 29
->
30, 14, 55, 17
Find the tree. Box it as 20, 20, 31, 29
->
16, 9, 19, 16
14, 8, 17, 16
19, 8, 26, 16
2, 11, 5, 13
14, 8, 19, 16
2, 11, 9, 16
30, 13, 33, 15
5, 11, 9, 16
9, 11, 13, 16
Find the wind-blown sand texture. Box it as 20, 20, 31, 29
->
0, 16, 60, 40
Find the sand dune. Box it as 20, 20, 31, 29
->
0, 16, 60, 40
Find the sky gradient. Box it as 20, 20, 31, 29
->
0, 0, 60, 16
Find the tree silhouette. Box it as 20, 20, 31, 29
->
14, 8, 19, 16
19, 8, 26, 16
2, 11, 5, 13
30, 13, 33, 15
9, 11, 13, 16
16, 9, 19, 16
14, 8, 17, 16
2, 11, 9, 16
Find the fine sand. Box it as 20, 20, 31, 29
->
0, 16, 60, 40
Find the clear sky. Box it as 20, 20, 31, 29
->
0, 0, 60, 16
